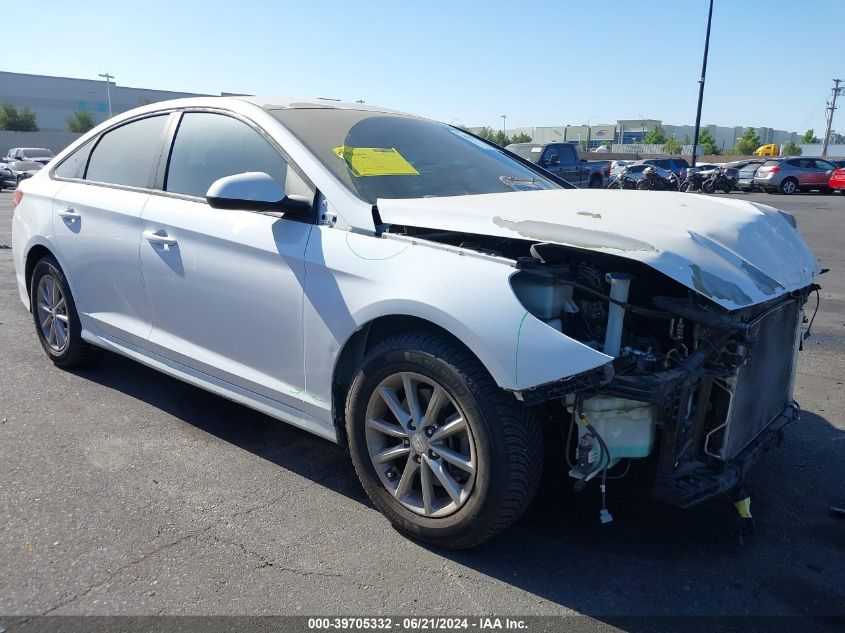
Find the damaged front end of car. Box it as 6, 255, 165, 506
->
509, 244, 816, 508
376, 189, 820, 511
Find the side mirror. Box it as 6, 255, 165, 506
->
538, 159, 549, 167
206, 172, 311, 215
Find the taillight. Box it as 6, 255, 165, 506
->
768, 167, 780, 173
604, 165, 610, 177
12, 189, 23, 207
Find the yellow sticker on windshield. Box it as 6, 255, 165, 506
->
332, 146, 419, 177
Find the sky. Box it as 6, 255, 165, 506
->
8, 0, 844, 134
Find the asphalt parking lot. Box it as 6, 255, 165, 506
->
1, 190, 844, 625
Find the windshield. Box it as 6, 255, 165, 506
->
23, 149, 53, 158
505, 144, 544, 163
271, 109, 559, 204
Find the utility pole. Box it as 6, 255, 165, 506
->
501, 115, 507, 137
822, 79, 842, 157
691, 0, 714, 166
98, 73, 114, 118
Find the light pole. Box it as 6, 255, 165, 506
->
98, 73, 114, 118
501, 115, 507, 137
691, 0, 714, 166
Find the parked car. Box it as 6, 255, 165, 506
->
754, 144, 779, 157
1, 160, 41, 188
611, 161, 674, 185
736, 162, 765, 192
506, 142, 610, 187
831, 160, 845, 168
641, 157, 689, 178
4, 147, 55, 165
754, 157, 837, 194
12, 97, 820, 548
829, 166, 845, 192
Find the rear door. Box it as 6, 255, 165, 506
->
138, 110, 314, 408
813, 159, 836, 186
51, 114, 170, 345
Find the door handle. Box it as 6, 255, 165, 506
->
143, 229, 178, 250
57, 207, 80, 222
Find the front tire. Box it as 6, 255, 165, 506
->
30, 255, 99, 368
345, 332, 542, 549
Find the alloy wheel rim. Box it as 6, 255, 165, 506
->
784, 181, 796, 193
364, 372, 477, 518
36, 274, 69, 353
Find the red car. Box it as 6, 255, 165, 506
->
830, 165, 845, 192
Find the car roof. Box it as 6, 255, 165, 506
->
236, 95, 411, 117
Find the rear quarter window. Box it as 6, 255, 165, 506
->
53, 139, 94, 179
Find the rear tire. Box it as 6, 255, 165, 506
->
702, 179, 716, 194
345, 332, 543, 549
589, 174, 602, 189
30, 255, 100, 369
780, 178, 798, 195
679, 181, 690, 192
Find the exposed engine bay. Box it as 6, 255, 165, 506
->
385, 224, 819, 511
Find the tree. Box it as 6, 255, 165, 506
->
0, 102, 39, 131
474, 126, 496, 141
801, 129, 820, 144
492, 130, 511, 146
664, 137, 683, 154
66, 111, 97, 133
733, 128, 760, 155
782, 141, 802, 156
695, 128, 720, 155
642, 125, 667, 144
510, 132, 532, 143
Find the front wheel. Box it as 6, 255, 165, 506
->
345, 332, 543, 549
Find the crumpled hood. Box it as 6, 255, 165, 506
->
377, 189, 820, 310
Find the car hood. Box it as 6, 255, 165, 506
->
376, 189, 820, 310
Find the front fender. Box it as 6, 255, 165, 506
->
303, 228, 611, 412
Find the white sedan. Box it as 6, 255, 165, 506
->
12, 97, 819, 547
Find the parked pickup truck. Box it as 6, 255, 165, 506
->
506, 142, 610, 188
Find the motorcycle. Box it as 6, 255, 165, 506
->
680, 169, 706, 192
701, 166, 736, 194
636, 165, 679, 191
607, 166, 638, 189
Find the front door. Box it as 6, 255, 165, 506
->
138, 111, 315, 408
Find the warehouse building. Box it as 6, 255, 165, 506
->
0, 71, 223, 131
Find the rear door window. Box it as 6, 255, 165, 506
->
165, 112, 291, 199
814, 159, 835, 170
86, 115, 169, 188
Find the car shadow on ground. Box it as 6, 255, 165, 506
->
72, 351, 845, 627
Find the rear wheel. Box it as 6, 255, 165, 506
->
702, 179, 716, 194
679, 181, 691, 192
780, 178, 798, 195
589, 174, 602, 189
345, 332, 543, 549
636, 179, 650, 190
30, 256, 99, 368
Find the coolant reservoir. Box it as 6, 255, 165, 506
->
576, 396, 656, 461
511, 273, 578, 319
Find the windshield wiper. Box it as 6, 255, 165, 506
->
499, 175, 543, 191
